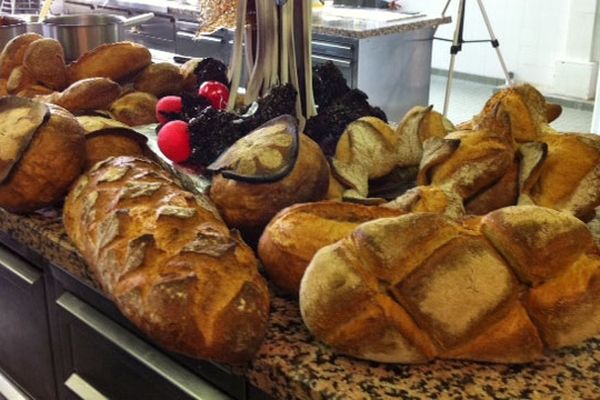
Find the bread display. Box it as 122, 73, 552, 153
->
209, 117, 329, 238
76, 115, 151, 169
0, 99, 86, 213
22, 38, 67, 91
63, 156, 270, 364
0, 32, 42, 79
66, 42, 152, 84
300, 206, 600, 364
109, 91, 158, 126
133, 63, 183, 97
258, 201, 403, 295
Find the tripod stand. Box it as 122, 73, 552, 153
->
439, 0, 513, 116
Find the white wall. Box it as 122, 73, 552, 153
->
401, 0, 599, 98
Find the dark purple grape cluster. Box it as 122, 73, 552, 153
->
186, 84, 298, 167
306, 62, 388, 157
193, 58, 229, 88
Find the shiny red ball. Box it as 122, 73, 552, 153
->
157, 120, 191, 163
155, 96, 183, 124
198, 81, 230, 110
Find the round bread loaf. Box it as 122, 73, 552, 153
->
22, 38, 66, 90
258, 201, 403, 296
0, 32, 42, 79
109, 92, 158, 126
210, 133, 330, 238
133, 63, 183, 97
63, 156, 270, 364
0, 104, 86, 212
300, 205, 600, 364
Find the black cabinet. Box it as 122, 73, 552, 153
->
0, 245, 57, 399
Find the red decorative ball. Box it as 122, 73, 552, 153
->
157, 120, 191, 163
155, 96, 183, 124
198, 81, 230, 110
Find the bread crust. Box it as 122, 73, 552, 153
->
258, 201, 403, 296
0, 33, 42, 79
66, 42, 151, 84
54, 78, 121, 114
0, 105, 86, 212
22, 38, 66, 90
109, 91, 158, 126
133, 63, 183, 97
63, 157, 270, 363
210, 134, 330, 237
300, 206, 600, 363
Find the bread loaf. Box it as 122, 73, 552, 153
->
109, 92, 158, 126
66, 42, 151, 84
6, 65, 37, 94
300, 205, 600, 363
133, 63, 183, 97
210, 133, 329, 239
51, 78, 121, 114
0, 32, 42, 79
22, 38, 66, 90
258, 201, 403, 296
63, 156, 270, 364
0, 101, 86, 213
76, 116, 151, 169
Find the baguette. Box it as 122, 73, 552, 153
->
300, 205, 600, 363
63, 156, 270, 364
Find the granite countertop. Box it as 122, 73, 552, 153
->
312, 11, 451, 39
1, 206, 599, 400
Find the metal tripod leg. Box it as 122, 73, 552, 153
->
475, 0, 513, 86
443, 0, 466, 116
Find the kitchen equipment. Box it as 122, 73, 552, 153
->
0, 15, 27, 48
42, 13, 155, 61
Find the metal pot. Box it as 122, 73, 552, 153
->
0, 16, 27, 49
42, 13, 155, 61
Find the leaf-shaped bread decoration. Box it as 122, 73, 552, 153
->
76, 115, 148, 146
207, 114, 299, 183
0, 96, 50, 183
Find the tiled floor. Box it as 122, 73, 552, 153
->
429, 74, 594, 133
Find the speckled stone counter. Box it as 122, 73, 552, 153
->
312, 13, 451, 39
1, 207, 600, 400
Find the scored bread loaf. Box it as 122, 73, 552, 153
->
63, 156, 270, 364
66, 42, 151, 84
300, 205, 600, 364
258, 201, 403, 296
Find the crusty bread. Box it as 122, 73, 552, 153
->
66, 42, 151, 84
16, 84, 55, 98
417, 129, 515, 201
0, 33, 42, 79
210, 133, 329, 239
133, 63, 183, 97
519, 133, 600, 222
63, 156, 270, 364
109, 92, 158, 126
383, 185, 465, 219
6, 65, 37, 94
258, 201, 403, 296
0, 104, 86, 213
300, 205, 600, 363
22, 38, 66, 90
52, 78, 121, 114
180, 58, 202, 92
